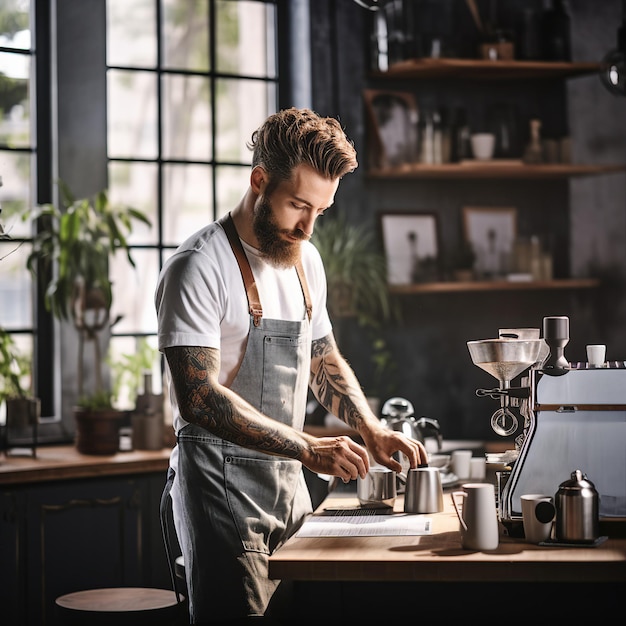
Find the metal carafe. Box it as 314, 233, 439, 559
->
555, 469, 600, 543
380, 397, 442, 449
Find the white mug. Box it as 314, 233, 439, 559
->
521, 494, 555, 543
452, 483, 499, 551
470, 133, 496, 160
586, 344, 606, 367
451, 449, 472, 480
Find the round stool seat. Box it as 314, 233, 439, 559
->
55, 587, 184, 625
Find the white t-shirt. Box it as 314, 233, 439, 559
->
155, 220, 332, 441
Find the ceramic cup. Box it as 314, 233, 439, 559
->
404, 467, 444, 514
469, 456, 486, 481
451, 449, 473, 480
470, 133, 496, 160
521, 494, 555, 543
452, 483, 499, 551
357, 467, 396, 508
586, 344, 606, 367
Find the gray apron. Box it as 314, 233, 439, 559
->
173, 213, 314, 623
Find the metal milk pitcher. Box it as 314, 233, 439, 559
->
555, 469, 600, 543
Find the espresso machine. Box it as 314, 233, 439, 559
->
468, 316, 626, 535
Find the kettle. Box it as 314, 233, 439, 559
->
380, 397, 443, 450
555, 469, 600, 543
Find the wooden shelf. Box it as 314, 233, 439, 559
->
367, 162, 626, 180
389, 278, 600, 294
371, 58, 602, 81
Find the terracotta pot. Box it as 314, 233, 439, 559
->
74, 407, 123, 455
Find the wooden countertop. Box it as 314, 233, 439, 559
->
269, 491, 626, 583
0, 445, 172, 485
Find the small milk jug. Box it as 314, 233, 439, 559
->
451, 483, 499, 551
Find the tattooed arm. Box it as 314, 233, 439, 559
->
165, 344, 370, 482
309, 333, 428, 471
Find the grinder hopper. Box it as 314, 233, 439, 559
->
467, 338, 545, 436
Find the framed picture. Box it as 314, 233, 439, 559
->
364, 89, 418, 170
462, 206, 517, 279
379, 212, 440, 285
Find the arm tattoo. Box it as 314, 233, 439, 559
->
165, 346, 302, 459
310, 334, 366, 430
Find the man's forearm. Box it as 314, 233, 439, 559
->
309, 333, 378, 431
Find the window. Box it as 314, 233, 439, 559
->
105, 0, 278, 408
0, 0, 39, 424
1, 0, 279, 436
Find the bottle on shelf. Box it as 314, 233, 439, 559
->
523, 118, 544, 164
541, 0, 571, 61
450, 107, 471, 163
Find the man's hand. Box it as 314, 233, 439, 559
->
299, 435, 371, 483
359, 425, 428, 474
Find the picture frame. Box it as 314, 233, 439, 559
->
379, 211, 440, 285
363, 89, 418, 170
462, 206, 517, 279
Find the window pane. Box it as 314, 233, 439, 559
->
162, 163, 212, 245
108, 69, 158, 159
108, 335, 161, 411
215, 78, 275, 162
107, 0, 157, 68
162, 0, 210, 71
216, 0, 276, 78
0, 242, 32, 327
0, 149, 32, 237
215, 164, 249, 220
0, 0, 31, 51
109, 161, 159, 245
162, 74, 212, 160
110, 249, 160, 334
0, 51, 31, 148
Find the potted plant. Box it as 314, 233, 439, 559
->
0, 327, 40, 453
24, 181, 151, 454
311, 213, 400, 410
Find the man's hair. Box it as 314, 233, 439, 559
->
248, 108, 358, 187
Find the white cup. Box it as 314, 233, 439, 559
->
469, 456, 486, 481
470, 133, 496, 160
521, 494, 555, 543
586, 344, 606, 367
451, 449, 473, 480
451, 483, 499, 551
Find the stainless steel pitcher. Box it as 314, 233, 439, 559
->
555, 469, 600, 543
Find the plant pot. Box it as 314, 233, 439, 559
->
6, 397, 40, 429
74, 407, 124, 455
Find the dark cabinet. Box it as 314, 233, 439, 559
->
0, 472, 172, 626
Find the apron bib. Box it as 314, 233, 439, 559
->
173, 213, 313, 622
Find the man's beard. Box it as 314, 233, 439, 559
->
252, 195, 308, 268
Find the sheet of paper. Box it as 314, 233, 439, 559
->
296, 512, 432, 537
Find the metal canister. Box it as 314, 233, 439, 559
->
555, 469, 600, 542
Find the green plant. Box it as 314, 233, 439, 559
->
0, 327, 32, 403
312, 213, 395, 327
23, 180, 151, 407
312, 213, 400, 398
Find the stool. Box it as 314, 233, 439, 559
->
55, 587, 186, 625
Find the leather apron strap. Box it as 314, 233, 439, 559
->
218, 212, 312, 324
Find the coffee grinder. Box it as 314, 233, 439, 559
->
468, 315, 626, 535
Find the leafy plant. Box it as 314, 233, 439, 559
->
23, 180, 151, 407
312, 213, 400, 399
0, 327, 32, 403
312, 213, 396, 327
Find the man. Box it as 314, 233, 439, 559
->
155, 108, 427, 625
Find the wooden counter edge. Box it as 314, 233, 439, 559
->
0, 445, 171, 485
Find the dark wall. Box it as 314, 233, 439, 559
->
309, 0, 626, 443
